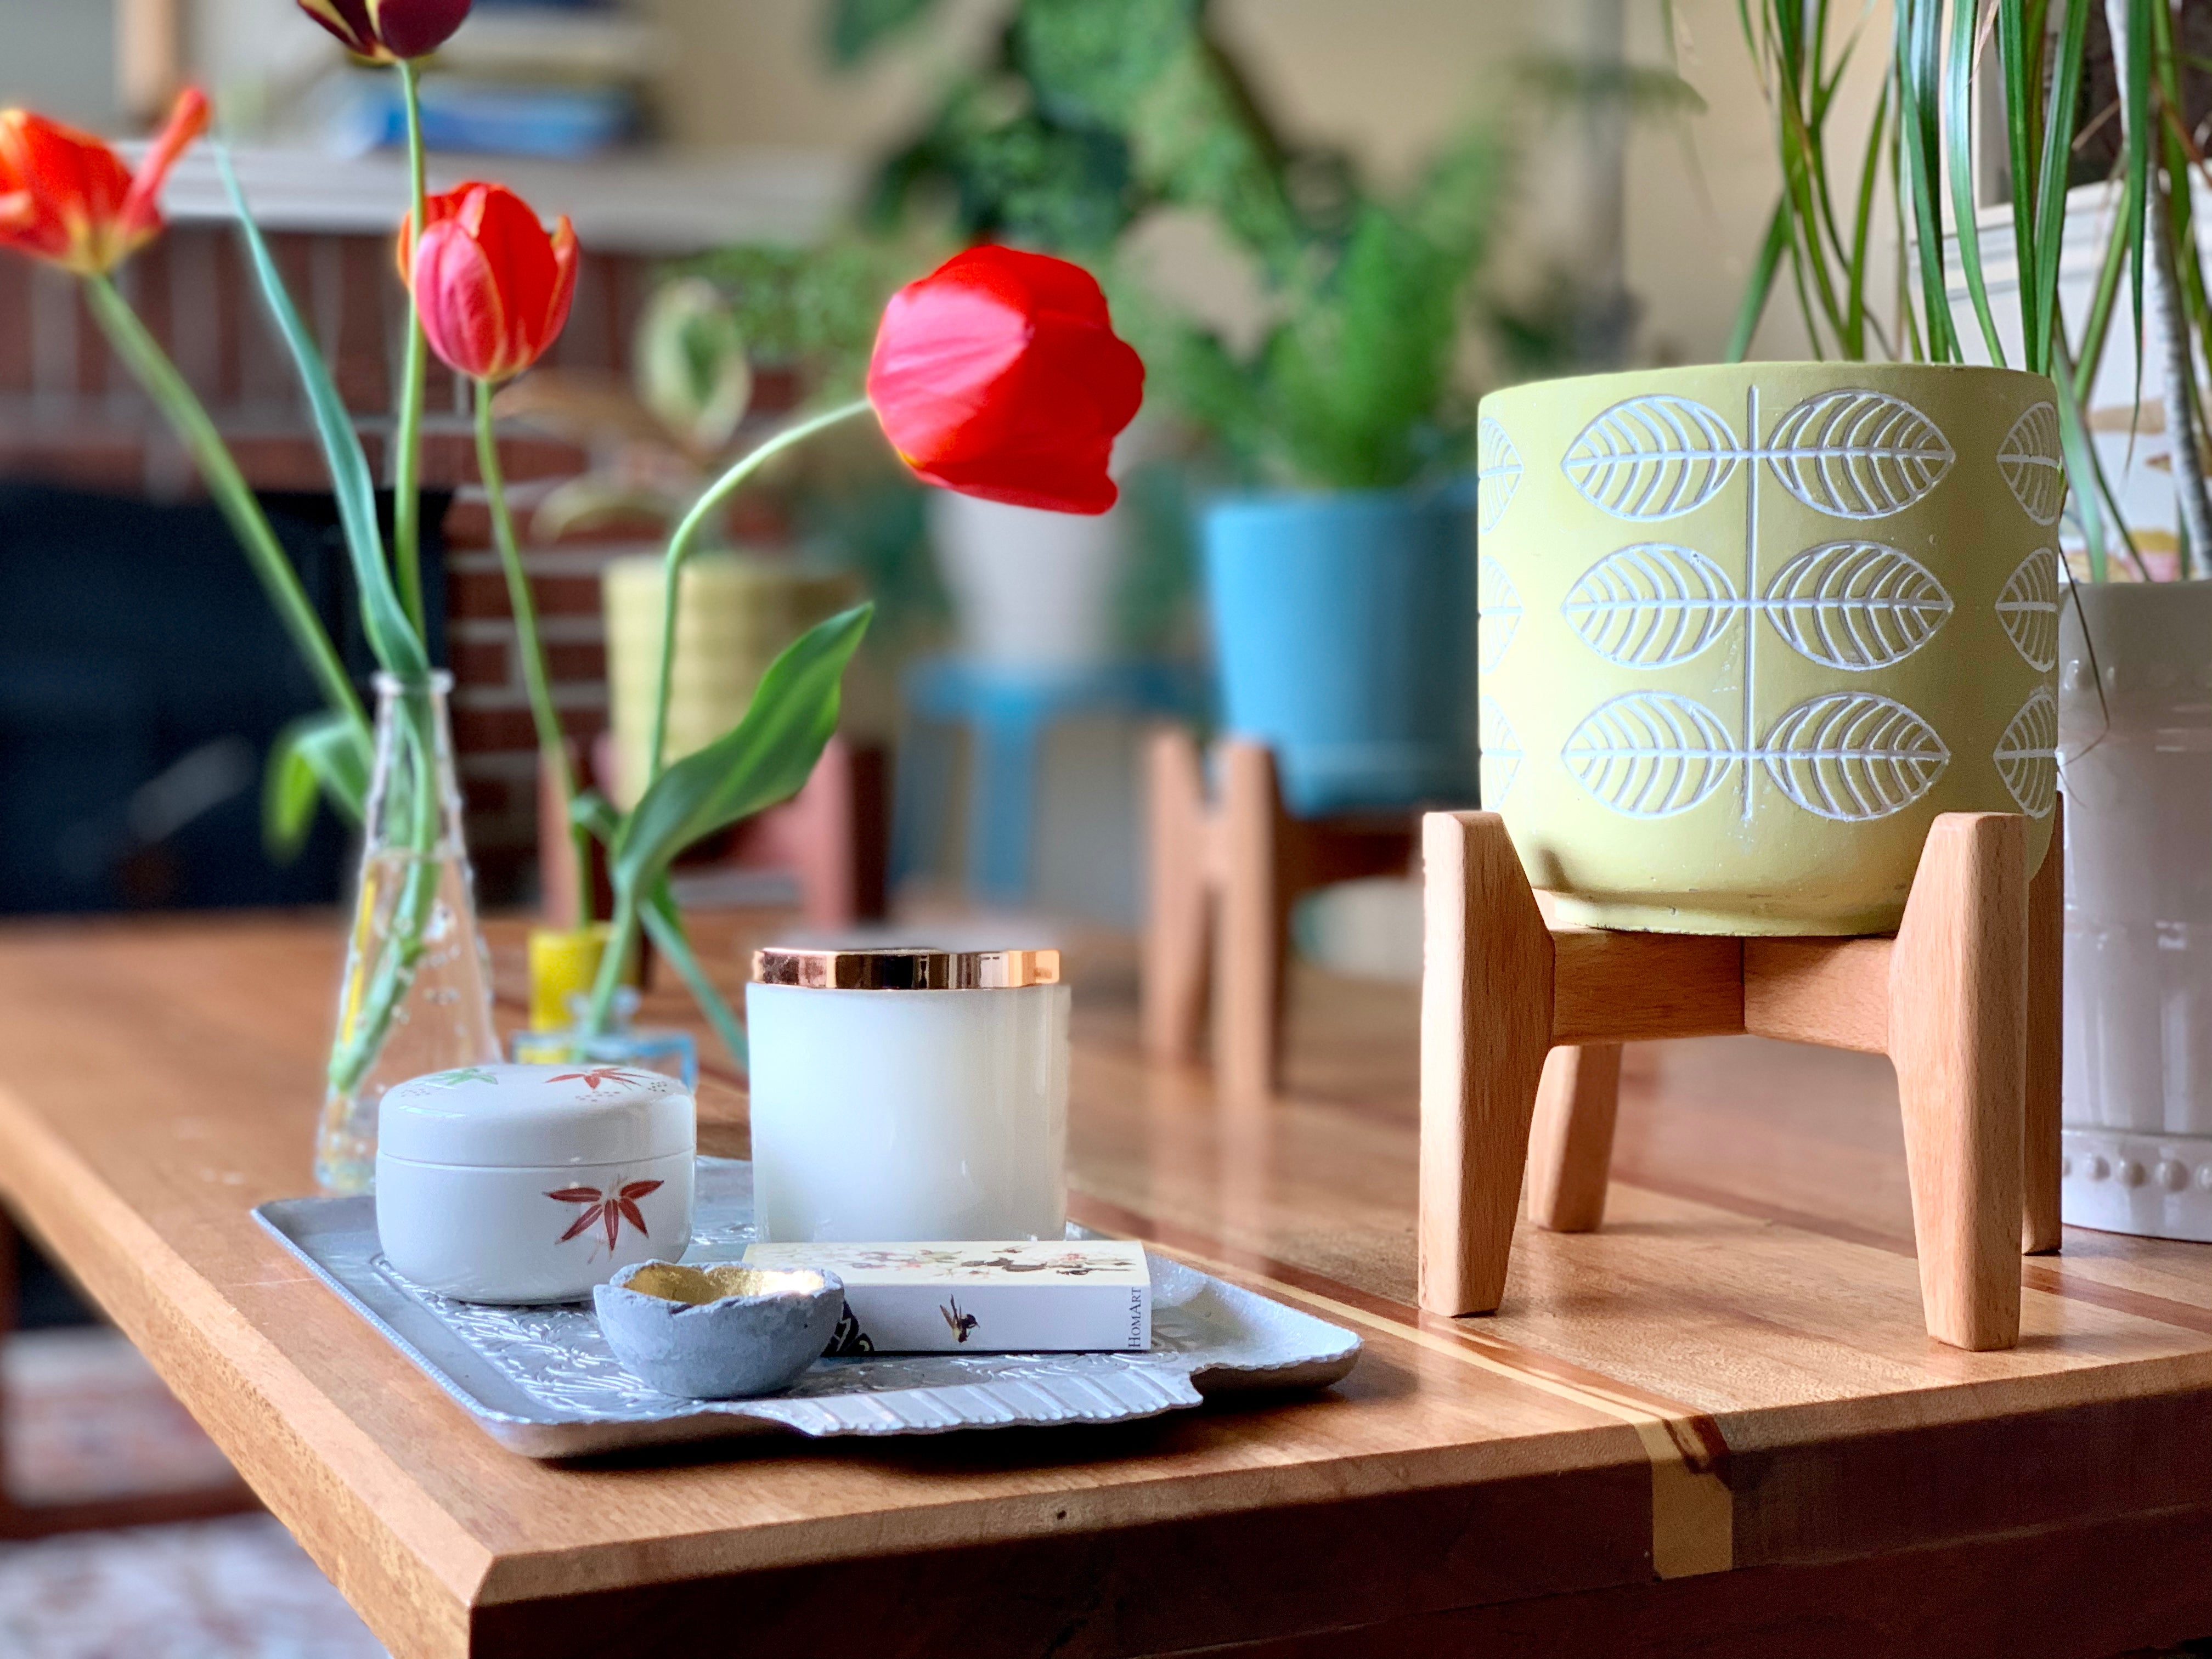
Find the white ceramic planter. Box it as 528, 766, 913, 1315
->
375, 1063, 696, 1302
930, 491, 1130, 670
2059, 580, 2212, 1238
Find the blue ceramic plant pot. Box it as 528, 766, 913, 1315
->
1203, 487, 1476, 816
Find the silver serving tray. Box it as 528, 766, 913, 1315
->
254, 1158, 1361, 1458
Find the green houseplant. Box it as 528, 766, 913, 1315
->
1729, 0, 2212, 1234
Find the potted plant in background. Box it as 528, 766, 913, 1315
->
1728, 0, 2212, 1238
1152, 138, 1506, 815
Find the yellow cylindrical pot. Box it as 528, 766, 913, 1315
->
603, 552, 857, 808
1476, 361, 2060, 934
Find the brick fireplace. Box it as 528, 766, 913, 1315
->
0, 145, 843, 902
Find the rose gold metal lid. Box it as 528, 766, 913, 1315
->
751, 946, 1062, 990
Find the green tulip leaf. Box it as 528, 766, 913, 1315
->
640, 879, 749, 1071
215, 146, 427, 682
263, 709, 371, 860
612, 603, 873, 899
568, 787, 623, 847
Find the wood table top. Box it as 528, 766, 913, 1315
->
3, 912, 2212, 1658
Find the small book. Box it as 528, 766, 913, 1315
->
741, 1240, 1152, 1354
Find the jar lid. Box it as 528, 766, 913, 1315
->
379, 1063, 695, 1168
751, 946, 1061, 990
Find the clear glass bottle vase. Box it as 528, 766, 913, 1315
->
314, 672, 499, 1194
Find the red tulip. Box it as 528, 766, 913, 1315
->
296, 0, 472, 62
866, 245, 1144, 515
0, 88, 208, 276
407, 182, 578, 383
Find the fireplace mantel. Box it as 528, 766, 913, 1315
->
143, 142, 856, 253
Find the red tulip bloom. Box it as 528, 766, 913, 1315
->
0, 88, 208, 276
408, 181, 578, 383
297, 0, 472, 62
866, 245, 1144, 515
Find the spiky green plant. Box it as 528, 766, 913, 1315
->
1732, 0, 2212, 581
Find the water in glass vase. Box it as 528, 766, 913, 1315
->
315, 673, 498, 1194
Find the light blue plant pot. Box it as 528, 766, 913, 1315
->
1203, 488, 1476, 817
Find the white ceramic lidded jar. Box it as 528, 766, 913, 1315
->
375, 1062, 696, 1303
746, 947, 1068, 1243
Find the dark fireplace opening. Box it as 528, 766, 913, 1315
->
0, 481, 448, 915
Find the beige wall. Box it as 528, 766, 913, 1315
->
639, 0, 1888, 366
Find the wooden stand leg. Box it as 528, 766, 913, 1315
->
1141, 727, 1209, 1064
1888, 813, 2027, 1351
1419, 812, 1555, 1316
2022, 795, 2064, 1255
1215, 740, 1288, 1099
1525, 1045, 1624, 1232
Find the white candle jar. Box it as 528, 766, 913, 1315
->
746, 947, 1068, 1243
375, 1062, 696, 1303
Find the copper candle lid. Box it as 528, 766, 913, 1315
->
752, 945, 1062, 990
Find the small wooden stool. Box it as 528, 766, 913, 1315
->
1142, 728, 1418, 1097
1418, 805, 2063, 1352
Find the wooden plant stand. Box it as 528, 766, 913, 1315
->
1418, 804, 2064, 1352
1143, 728, 1419, 1097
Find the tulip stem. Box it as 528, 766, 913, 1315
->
392, 57, 430, 640
580, 397, 871, 1046
83, 272, 368, 742
642, 398, 872, 783
475, 378, 593, 928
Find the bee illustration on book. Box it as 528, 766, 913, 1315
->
940, 1296, 980, 1344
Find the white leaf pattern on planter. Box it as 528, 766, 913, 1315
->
1761, 540, 1953, 670
1479, 696, 1523, 804
1762, 390, 1954, 519
1477, 556, 1522, 672
1758, 693, 1950, 820
1477, 417, 1523, 532
1561, 544, 1740, 667
1562, 692, 1737, 817
1561, 396, 1742, 521
1994, 686, 2058, 817
1995, 547, 2060, 671
1997, 403, 2066, 525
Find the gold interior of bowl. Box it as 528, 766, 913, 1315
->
624, 1262, 828, 1305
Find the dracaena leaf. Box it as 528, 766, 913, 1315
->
612, 603, 872, 897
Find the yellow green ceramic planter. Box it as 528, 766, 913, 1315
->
1475, 362, 2060, 935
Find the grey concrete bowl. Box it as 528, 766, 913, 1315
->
594, 1260, 844, 1400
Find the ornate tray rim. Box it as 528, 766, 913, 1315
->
253, 1157, 1361, 1458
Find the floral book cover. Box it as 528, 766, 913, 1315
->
742, 1241, 1151, 1354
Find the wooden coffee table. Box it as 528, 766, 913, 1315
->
1, 913, 2210, 1658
